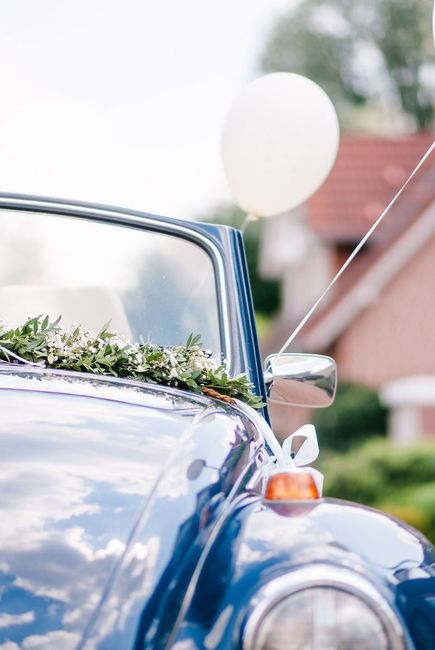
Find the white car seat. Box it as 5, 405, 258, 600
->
0, 285, 132, 339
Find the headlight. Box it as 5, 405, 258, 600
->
243, 566, 406, 650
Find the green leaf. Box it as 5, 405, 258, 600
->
98, 319, 112, 337
186, 333, 201, 348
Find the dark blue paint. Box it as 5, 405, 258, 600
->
170, 498, 435, 649
0, 194, 433, 649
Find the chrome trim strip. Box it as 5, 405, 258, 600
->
0, 364, 218, 412
0, 345, 45, 367
232, 398, 285, 465
0, 196, 233, 370
243, 565, 406, 650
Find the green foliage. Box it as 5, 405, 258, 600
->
0, 315, 265, 409
255, 313, 273, 342
260, 0, 435, 131
378, 483, 435, 543
321, 438, 435, 541
202, 204, 281, 316
321, 438, 435, 502
314, 382, 387, 451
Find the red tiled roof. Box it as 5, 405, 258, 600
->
297, 133, 435, 347
308, 132, 435, 244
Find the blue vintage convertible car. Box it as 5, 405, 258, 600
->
0, 194, 434, 649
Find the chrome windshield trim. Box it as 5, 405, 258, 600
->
0, 195, 233, 371
0, 346, 45, 367
243, 565, 407, 650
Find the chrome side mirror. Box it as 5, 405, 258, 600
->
264, 353, 337, 408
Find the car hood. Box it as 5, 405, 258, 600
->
0, 368, 246, 649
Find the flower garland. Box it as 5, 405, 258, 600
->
0, 316, 264, 409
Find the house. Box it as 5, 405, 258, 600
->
261, 132, 435, 441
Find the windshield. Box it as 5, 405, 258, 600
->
0, 209, 223, 356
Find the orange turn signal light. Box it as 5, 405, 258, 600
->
265, 471, 320, 501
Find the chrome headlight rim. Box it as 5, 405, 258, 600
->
242, 564, 406, 650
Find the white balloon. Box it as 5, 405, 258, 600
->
221, 73, 339, 217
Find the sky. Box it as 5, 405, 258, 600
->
0, 0, 293, 220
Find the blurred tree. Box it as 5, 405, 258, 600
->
260, 0, 435, 131
201, 204, 281, 316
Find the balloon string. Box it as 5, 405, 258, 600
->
241, 213, 259, 234
278, 139, 435, 355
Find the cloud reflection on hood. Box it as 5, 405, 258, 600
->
0, 387, 199, 648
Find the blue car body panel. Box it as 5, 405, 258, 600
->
0, 194, 434, 649
170, 498, 435, 649
0, 370, 262, 648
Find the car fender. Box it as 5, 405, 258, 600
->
169, 495, 435, 649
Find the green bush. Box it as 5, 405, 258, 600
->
314, 382, 387, 451
320, 438, 435, 542
378, 483, 435, 543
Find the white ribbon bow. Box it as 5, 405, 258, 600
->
280, 424, 324, 496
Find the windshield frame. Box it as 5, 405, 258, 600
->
0, 194, 233, 371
